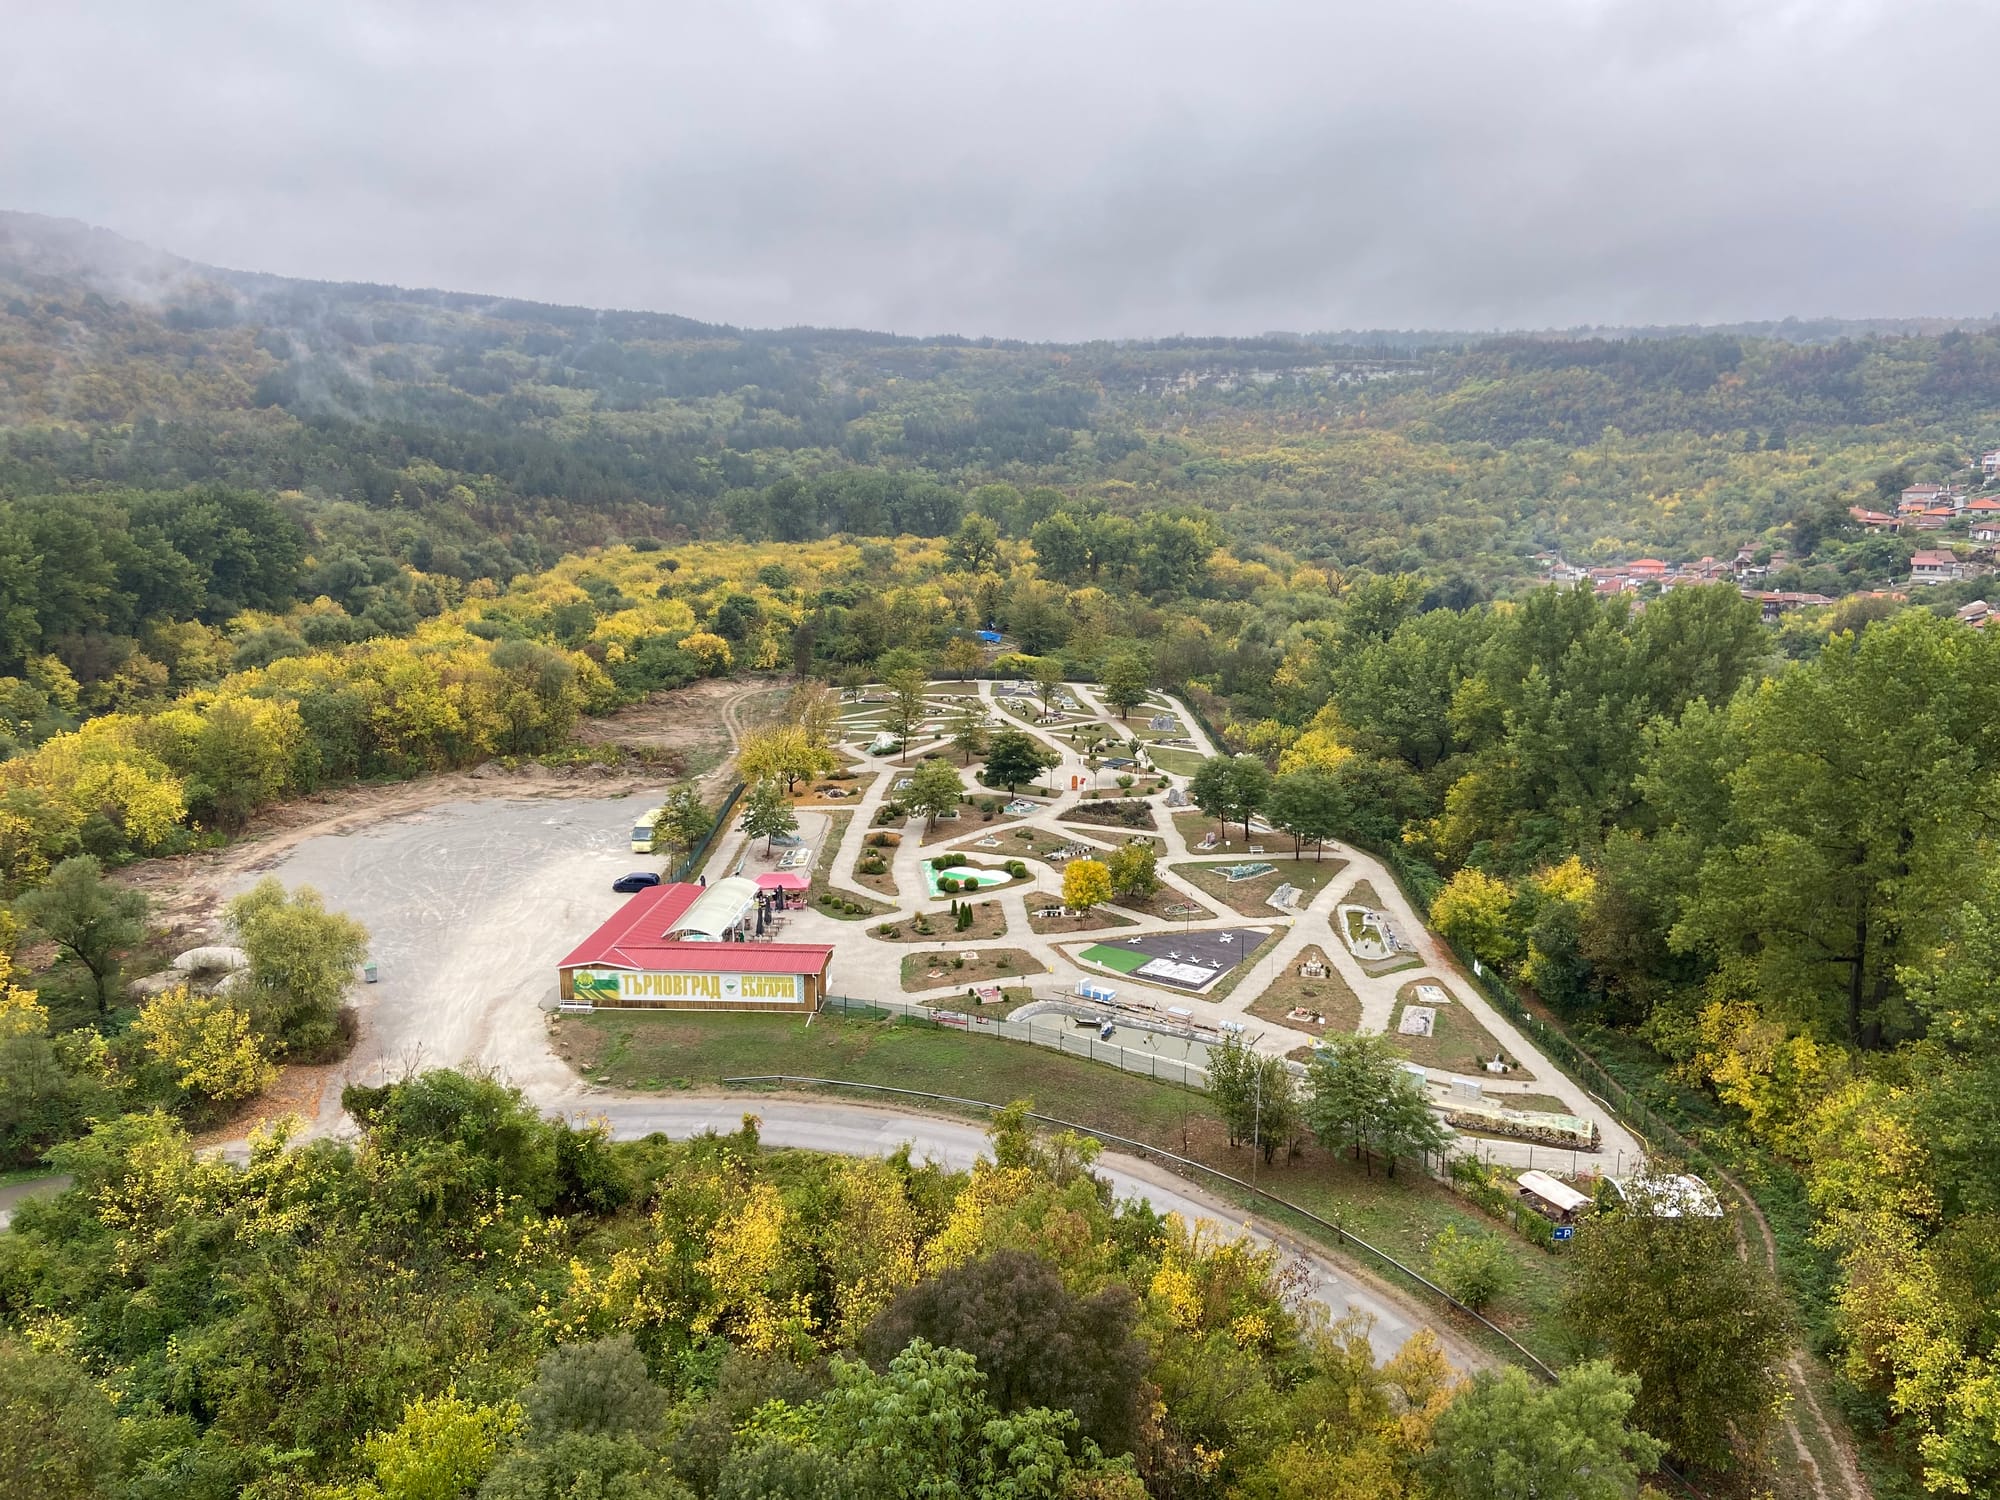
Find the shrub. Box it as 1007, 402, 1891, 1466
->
1005, 860, 1028, 879
934, 852, 968, 869
1430, 1225, 1516, 1312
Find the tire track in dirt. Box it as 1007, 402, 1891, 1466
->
1709, 1159, 1869, 1500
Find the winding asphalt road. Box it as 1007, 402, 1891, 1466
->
557, 1090, 1488, 1370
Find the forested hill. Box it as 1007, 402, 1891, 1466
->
5, 209, 2000, 593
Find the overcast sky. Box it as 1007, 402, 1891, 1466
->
2, 1, 1991, 341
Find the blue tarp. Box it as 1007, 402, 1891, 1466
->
975, 629, 1003, 644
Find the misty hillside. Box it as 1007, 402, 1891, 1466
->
4, 209, 2000, 585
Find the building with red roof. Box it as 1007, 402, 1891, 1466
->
557, 878, 833, 1011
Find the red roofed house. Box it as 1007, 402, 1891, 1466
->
1850, 507, 1900, 533
1910, 550, 1977, 586
557, 877, 833, 1011
1627, 558, 1669, 578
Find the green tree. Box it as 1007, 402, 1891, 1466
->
1031, 512, 1090, 584
1189, 754, 1240, 838
1104, 841, 1159, 902
1207, 1033, 1292, 1165
984, 729, 1057, 793
859, 1250, 1146, 1454
907, 758, 966, 830
737, 724, 835, 794
1189, 754, 1271, 840
1563, 1179, 1790, 1472
650, 784, 712, 865
226, 878, 369, 1053
1266, 767, 1343, 860
1304, 1031, 1444, 1176
0, 1340, 119, 1500
738, 779, 797, 854
1426, 1361, 1664, 1500
948, 703, 989, 765
882, 663, 931, 764
1670, 611, 1997, 1048
14, 854, 146, 1014
1029, 657, 1066, 714
945, 514, 1001, 574
1429, 867, 1519, 967
487, 1434, 692, 1500
362, 1391, 520, 1500
1099, 651, 1151, 721
519, 1335, 661, 1442
941, 635, 985, 680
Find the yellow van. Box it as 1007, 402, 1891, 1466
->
630, 807, 662, 853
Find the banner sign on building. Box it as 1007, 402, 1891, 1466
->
570, 968, 802, 1006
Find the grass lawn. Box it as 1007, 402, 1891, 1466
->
1113, 887, 1215, 922
1347, 878, 1386, 909
900, 946, 1045, 992
1028, 907, 1137, 936
1059, 801, 1160, 833
852, 834, 901, 897
809, 811, 894, 920
922, 987, 1038, 1019
873, 899, 1009, 943
1386, 994, 1535, 1081
1143, 745, 1208, 775
552, 1010, 1569, 1363
1171, 858, 1349, 918
1245, 945, 1362, 1038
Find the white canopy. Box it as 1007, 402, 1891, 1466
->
668, 876, 760, 941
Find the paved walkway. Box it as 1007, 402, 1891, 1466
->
716, 680, 1639, 1174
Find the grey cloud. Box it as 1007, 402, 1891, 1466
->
1, 0, 1992, 339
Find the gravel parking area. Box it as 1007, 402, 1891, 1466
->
228, 790, 672, 1129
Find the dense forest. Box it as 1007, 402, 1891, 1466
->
5, 211, 2000, 1496
0, 1074, 1681, 1500
6, 211, 2000, 601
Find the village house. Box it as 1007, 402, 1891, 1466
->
1850, 506, 1900, 533
1741, 588, 1834, 622
1901, 483, 1948, 513
1910, 549, 1982, 586
1982, 449, 2000, 478
1971, 522, 2000, 544
1956, 600, 1994, 629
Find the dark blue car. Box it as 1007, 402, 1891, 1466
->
611, 871, 662, 893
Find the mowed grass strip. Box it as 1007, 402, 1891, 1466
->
556, 1009, 1200, 1139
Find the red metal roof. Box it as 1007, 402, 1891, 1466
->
558, 883, 832, 975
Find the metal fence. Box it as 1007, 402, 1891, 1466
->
820, 992, 1211, 1090
673, 780, 746, 883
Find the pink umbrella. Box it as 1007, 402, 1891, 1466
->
754, 871, 810, 891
